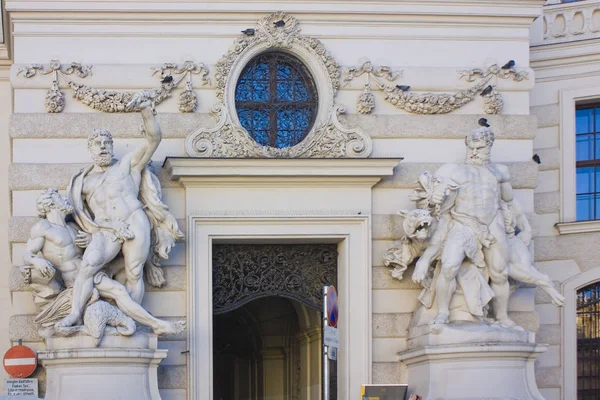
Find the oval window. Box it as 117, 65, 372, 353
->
235, 52, 318, 149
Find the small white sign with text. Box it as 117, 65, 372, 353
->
4, 378, 38, 397
323, 325, 338, 348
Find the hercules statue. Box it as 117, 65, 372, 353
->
411, 123, 525, 328
56, 93, 184, 328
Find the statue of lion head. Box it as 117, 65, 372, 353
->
399, 208, 434, 241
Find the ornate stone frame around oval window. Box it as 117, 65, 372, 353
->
184, 12, 372, 158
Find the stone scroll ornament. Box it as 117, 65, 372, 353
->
383, 121, 563, 329
17, 60, 209, 113
20, 95, 185, 346
343, 60, 528, 115
185, 12, 372, 158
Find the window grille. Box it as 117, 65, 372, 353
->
577, 281, 600, 399
235, 52, 318, 149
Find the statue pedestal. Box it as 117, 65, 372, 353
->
399, 324, 548, 400
38, 331, 167, 400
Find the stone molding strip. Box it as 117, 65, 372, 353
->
10, 113, 536, 140
9, 315, 187, 343
375, 162, 538, 190
9, 266, 186, 292
9, 162, 181, 190
10, 64, 534, 92
10, 161, 538, 191
9, 217, 186, 243
10, 113, 214, 139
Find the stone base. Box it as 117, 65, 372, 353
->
38, 331, 167, 400
399, 323, 548, 400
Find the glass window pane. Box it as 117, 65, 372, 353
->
595, 134, 600, 160
596, 108, 600, 132
576, 108, 594, 134
577, 194, 594, 221
577, 134, 594, 161
234, 52, 317, 149
577, 167, 595, 194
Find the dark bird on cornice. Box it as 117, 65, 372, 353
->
502, 60, 515, 70
395, 85, 410, 91
274, 19, 286, 28
241, 28, 255, 36
532, 154, 541, 164
478, 118, 490, 127
480, 85, 493, 96
161, 75, 174, 84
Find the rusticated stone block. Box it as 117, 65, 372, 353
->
537, 324, 561, 345
535, 192, 560, 214
157, 365, 187, 389
535, 366, 561, 388
372, 362, 406, 384
9, 315, 41, 342
508, 311, 540, 332
531, 104, 559, 129
373, 313, 412, 338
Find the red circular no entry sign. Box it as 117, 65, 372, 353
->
3, 345, 37, 378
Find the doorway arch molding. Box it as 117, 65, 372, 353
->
187, 215, 372, 400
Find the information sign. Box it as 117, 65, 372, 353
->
323, 325, 339, 348
4, 378, 38, 397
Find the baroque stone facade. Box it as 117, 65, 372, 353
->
0, 1, 596, 399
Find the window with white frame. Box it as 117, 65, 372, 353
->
575, 104, 600, 221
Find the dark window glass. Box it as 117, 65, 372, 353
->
577, 282, 600, 399
575, 105, 600, 220
235, 52, 318, 149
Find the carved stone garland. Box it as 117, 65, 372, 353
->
185, 12, 372, 158
343, 60, 529, 115
17, 60, 209, 113
17, 60, 93, 113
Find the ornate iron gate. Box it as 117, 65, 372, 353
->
577, 281, 600, 400
212, 243, 338, 314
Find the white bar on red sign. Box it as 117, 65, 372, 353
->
4, 359, 36, 366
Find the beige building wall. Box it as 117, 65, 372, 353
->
530, 2, 600, 399
0, 70, 13, 394
3, 1, 547, 398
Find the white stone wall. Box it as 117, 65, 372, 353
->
4, 1, 545, 398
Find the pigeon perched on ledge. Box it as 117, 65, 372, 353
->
502, 60, 516, 70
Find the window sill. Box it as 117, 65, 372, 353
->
556, 220, 600, 235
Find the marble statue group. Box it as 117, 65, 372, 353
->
21, 92, 185, 345
384, 122, 564, 329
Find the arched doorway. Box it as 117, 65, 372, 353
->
212, 243, 337, 400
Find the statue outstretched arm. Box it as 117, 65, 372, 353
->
125, 91, 162, 172
23, 221, 55, 278
128, 106, 162, 172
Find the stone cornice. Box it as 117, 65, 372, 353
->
6, 1, 545, 26
164, 157, 401, 188
556, 220, 600, 235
